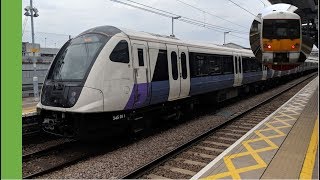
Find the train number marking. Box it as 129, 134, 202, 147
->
113, 114, 126, 121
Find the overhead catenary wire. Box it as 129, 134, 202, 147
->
123, 0, 248, 34
175, 0, 248, 29
23, 30, 72, 37
179, 18, 248, 40
111, 0, 249, 35
227, 0, 257, 17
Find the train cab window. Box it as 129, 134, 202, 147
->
181, 52, 188, 79
110, 40, 129, 63
138, 48, 144, 66
152, 50, 169, 81
171, 51, 178, 80
263, 19, 300, 39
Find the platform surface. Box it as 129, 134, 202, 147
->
192, 77, 319, 180
22, 97, 39, 116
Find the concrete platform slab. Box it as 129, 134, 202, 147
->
192, 77, 319, 180
22, 97, 38, 116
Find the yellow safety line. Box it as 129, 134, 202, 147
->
300, 118, 319, 179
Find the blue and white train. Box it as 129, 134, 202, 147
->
37, 26, 318, 138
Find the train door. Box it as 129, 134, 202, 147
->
233, 53, 243, 86
178, 46, 190, 98
132, 42, 151, 108
271, 69, 275, 78
262, 64, 267, 80
167, 44, 180, 100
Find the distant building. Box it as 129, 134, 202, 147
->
223, 43, 250, 50
22, 42, 60, 97
22, 42, 59, 62
22, 42, 40, 56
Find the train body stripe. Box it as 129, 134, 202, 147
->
124, 83, 148, 110
124, 81, 170, 110
189, 74, 234, 96
150, 81, 169, 105
242, 71, 263, 84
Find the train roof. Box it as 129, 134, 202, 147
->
79, 25, 254, 57
262, 10, 300, 20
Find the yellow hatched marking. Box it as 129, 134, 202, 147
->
300, 118, 318, 179
202, 93, 311, 180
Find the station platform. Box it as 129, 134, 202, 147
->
22, 97, 39, 116
192, 77, 319, 180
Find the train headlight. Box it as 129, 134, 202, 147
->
67, 87, 82, 107
292, 43, 299, 49
264, 44, 271, 49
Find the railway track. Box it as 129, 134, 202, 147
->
22, 114, 44, 145
23, 139, 76, 161
22, 140, 93, 179
121, 73, 317, 179
23, 135, 128, 179
23, 115, 41, 136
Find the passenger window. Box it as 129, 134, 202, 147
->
171, 52, 178, 80
223, 57, 234, 74
242, 58, 250, 73
181, 52, 188, 79
138, 48, 144, 66
209, 55, 222, 75
110, 40, 129, 63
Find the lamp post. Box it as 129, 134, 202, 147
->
24, 0, 39, 101
45, 37, 47, 48
171, 16, 181, 37
224, 31, 230, 45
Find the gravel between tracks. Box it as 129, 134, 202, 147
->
37, 75, 316, 179
23, 138, 72, 155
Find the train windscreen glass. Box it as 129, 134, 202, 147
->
262, 19, 300, 39
50, 34, 108, 81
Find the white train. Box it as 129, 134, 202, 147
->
37, 26, 317, 138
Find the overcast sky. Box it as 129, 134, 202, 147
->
23, 0, 273, 48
